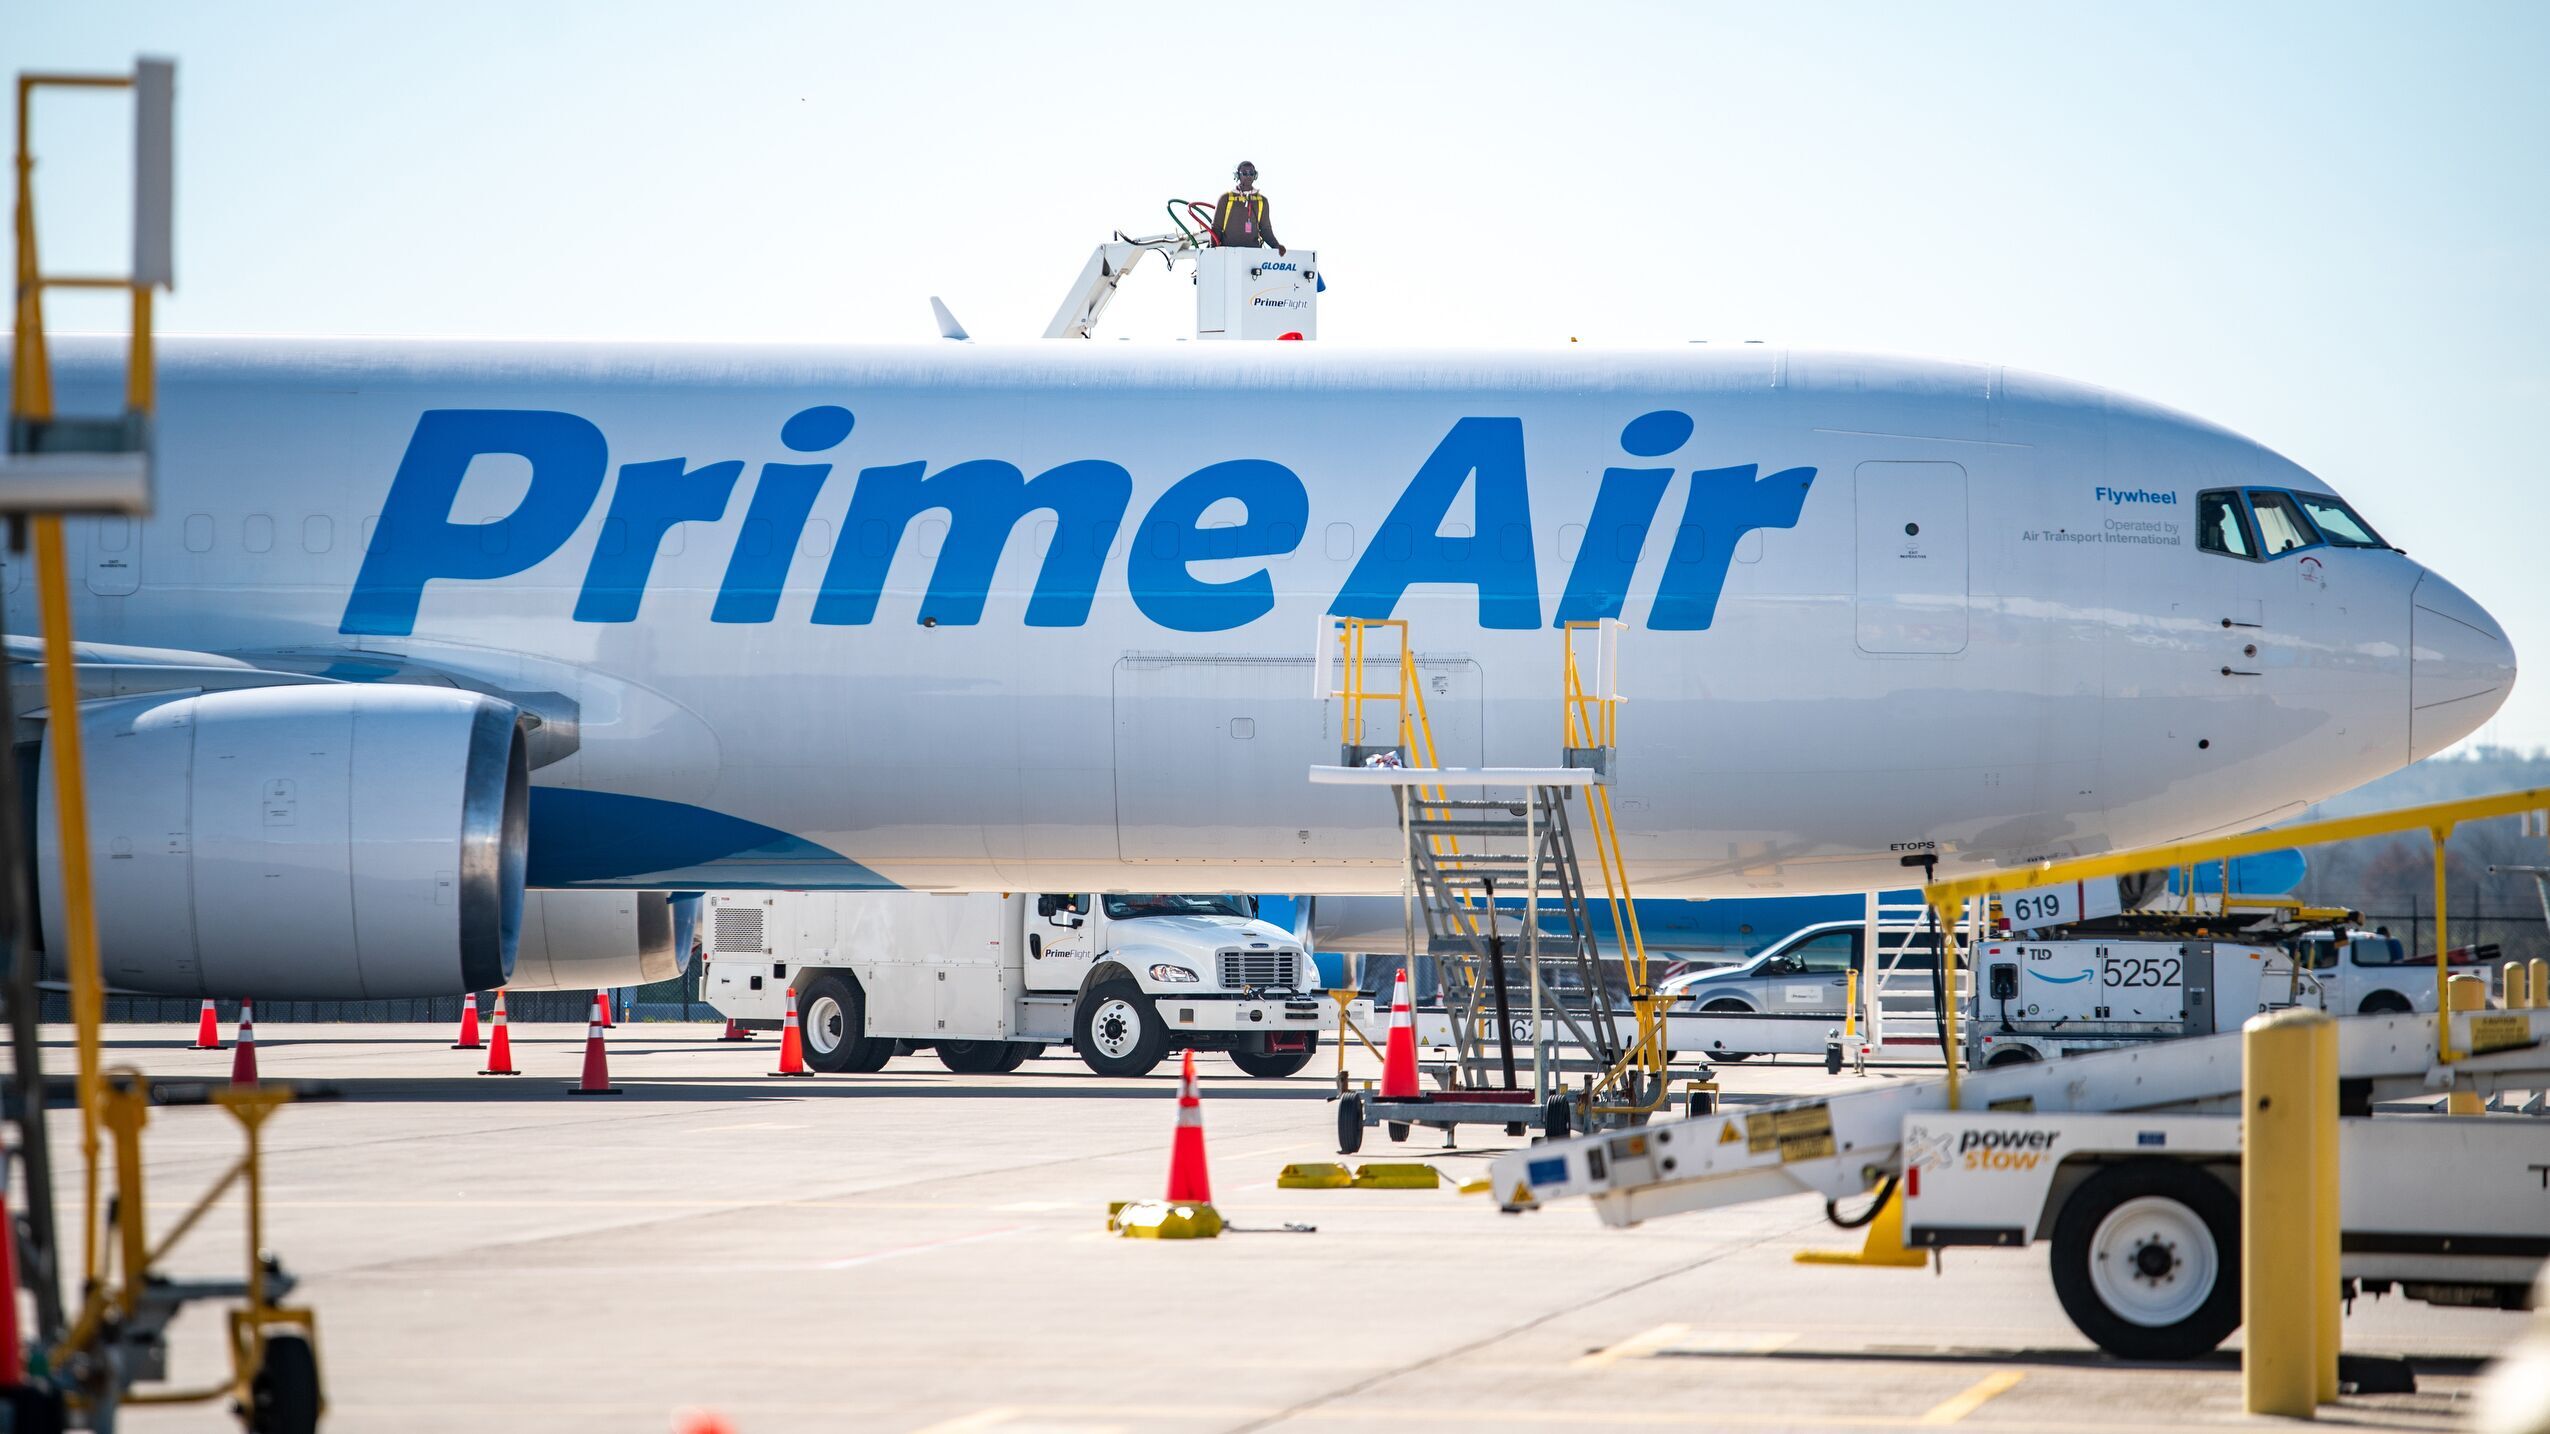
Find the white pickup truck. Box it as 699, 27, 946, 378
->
702, 891, 1356, 1077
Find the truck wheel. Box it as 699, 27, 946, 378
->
1985, 1047, 2041, 1068
843, 1039, 894, 1073
2358, 991, 2413, 1015
248, 1332, 322, 1434
797, 973, 884, 1075
2050, 1159, 2241, 1360
936, 1040, 1013, 1074
1701, 1000, 1754, 1061
1075, 980, 1167, 1077
995, 1042, 1041, 1072
1231, 1036, 1319, 1079
1337, 1093, 1365, 1154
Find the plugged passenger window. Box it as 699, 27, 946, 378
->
2197, 490, 2256, 558
2245, 490, 2319, 556
2293, 493, 2388, 550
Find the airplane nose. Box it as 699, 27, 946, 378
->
2409, 571, 2518, 760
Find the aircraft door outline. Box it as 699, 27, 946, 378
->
1852, 462, 1969, 655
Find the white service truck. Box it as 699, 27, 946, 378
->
1969, 929, 2440, 1068
703, 891, 1355, 1077
1491, 1007, 2550, 1361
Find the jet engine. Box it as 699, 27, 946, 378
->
508, 889, 684, 991
36, 684, 528, 999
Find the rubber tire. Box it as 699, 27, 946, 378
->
249, 1333, 322, 1434
2358, 991, 2413, 1015
1543, 1095, 1573, 1142
1338, 1093, 1365, 1154
995, 1042, 1040, 1072
937, 1040, 1014, 1074
1702, 1000, 1754, 1061
1231, 1036, 1319, 1079
1074, 979, 1168, 1077
2049, 1159, 2242, 1361
1685, 1088, 1715, 1118
1986, 1047, 2041, 1068
1386, 1121, 1411, 1142
797, 972, 886, 1074
842, 1038, 894, 1074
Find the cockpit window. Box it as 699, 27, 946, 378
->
2197, 490, 2257, 558
2292, 493, 2388, 550
2246, 490, 2319, 556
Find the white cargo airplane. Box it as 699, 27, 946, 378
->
4, 339, 2513, 999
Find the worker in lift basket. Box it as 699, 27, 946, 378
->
1211, 161, 1286, 255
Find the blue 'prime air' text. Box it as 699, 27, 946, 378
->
338, 407, 1817, 637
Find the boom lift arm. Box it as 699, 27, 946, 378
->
1042, 231, 1198, 340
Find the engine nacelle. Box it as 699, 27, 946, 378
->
508, 889, 682, 991
38, 684, 527, 999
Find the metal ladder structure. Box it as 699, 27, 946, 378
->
1317, 618, 1671, 1135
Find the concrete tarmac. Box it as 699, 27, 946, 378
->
6, 1022, 2530, 1432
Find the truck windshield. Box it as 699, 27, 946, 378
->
1104, 894, 1255, 921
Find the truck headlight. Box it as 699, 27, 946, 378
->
1149, 963, 1200, 983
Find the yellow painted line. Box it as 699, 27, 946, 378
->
1571, 1322, 1690, 1368
1916, 1370, 2024, 1425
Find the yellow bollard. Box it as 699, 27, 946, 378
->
2530, 957, 2549, 1010
1843, 969, 1859, 1039
2310, 1012, 2340, 1405
2508, 962, 2532, 1012
2244, 1007, 2335, 1418
2447, 975, 2488, 1115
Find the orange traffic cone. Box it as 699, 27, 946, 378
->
768, 988, 812, 1077
229, 999, 259, 1087
451, 992, 484, 1050
567, 992, 621, 1095
1379, 967, 1421, 1099
480, 989, 520, 1076
1166, 1049, 1212, 1203
718, 1018, 755, 1042
596, 989, 615, 1028
191, 998, 222, 1050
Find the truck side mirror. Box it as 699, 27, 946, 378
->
1036, 895, 1061, 918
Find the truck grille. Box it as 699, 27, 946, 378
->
712, 906, 767, 955
1218, 950, 1302, 990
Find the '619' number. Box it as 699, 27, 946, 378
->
2008, 892, 2068, 925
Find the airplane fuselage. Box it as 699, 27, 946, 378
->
14, 338, 2511, 898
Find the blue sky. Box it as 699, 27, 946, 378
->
8, 1, 2548, 747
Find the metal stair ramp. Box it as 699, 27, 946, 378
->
1311, 618, 1671, 1144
